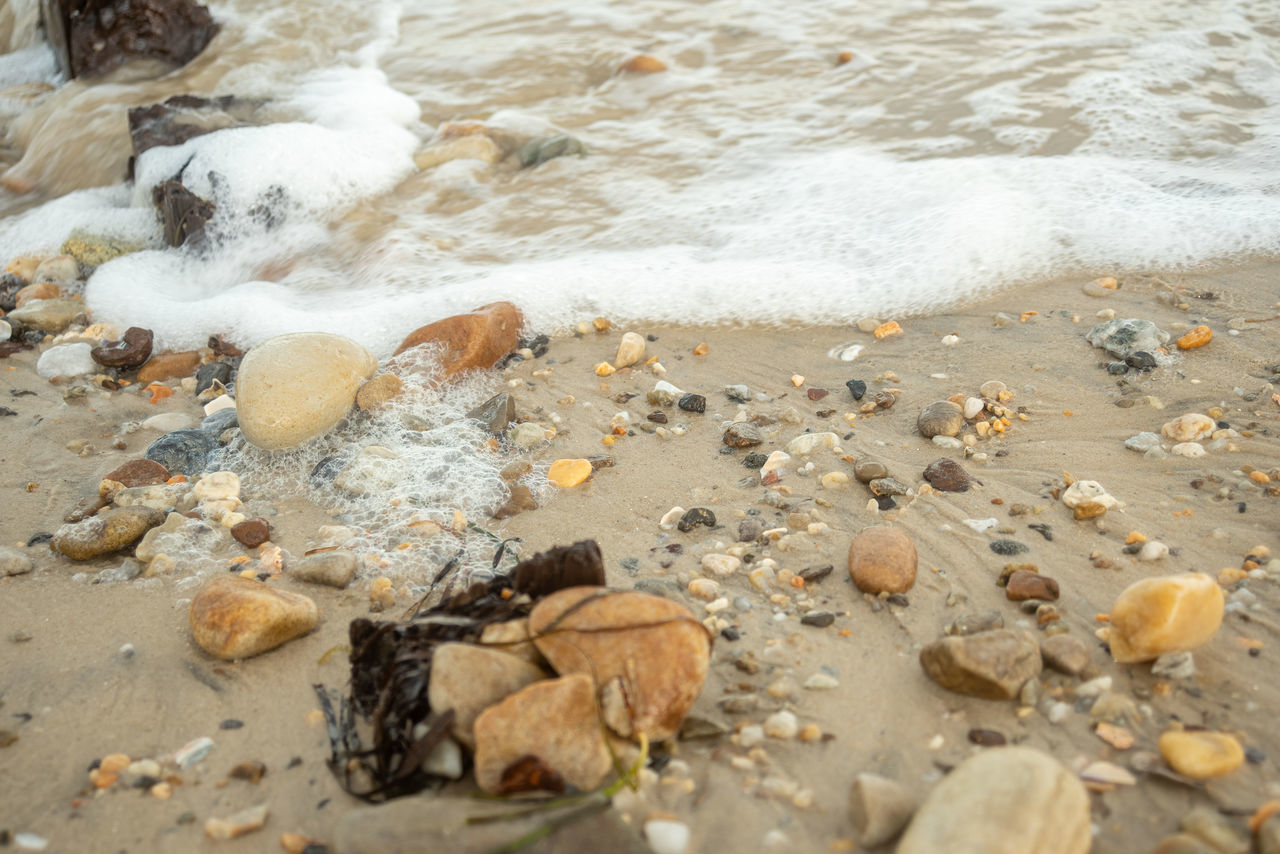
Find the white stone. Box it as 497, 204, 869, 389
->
36, 342, 95, 379
687, 578, 720, 600
764, 710, 799, 739
786, 432, 839, 456
932, 436, 962, 449
1075, 675, 1111, 697
804, 673, 840, 690
0, 547, 33, 576
203, 394, 235, 416
193, 471, 240, 503
421, 736, 464, 779
738, 724, 765, 747
963, 518, 999, 533
1124, 432, 1162, 452
941, 335, 960, 346
760, 450, 791, 477
1061, 480, 1118, 509
141, 412, 195, 432
0, 319, 10, 341
963, 397, 984, 419
645, 820, 691, 854
653, 380, 684, 396
1138, 541, 1169, 561
508, 422, 548, 447
821, 471, 850, 490
659, 506, 686, 530
701, 554, 741, 576
1171, 442, 1206, 458
1161, 413, 1215, 443
615, 332, 646, 368
35, 255, 78, 286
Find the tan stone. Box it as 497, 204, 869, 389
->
393, 302, 523, 377
136, 351, 201, 384
472, 674, 612, 794
5, 255, 42, 282
356, 373, 403, 411
620, 55, 667, 73
614, 331, 646, 368
529, 587, 711, 740
1161, 413, 1215, 443
189, 575, 318, 659
414, 135, 502, 170
897, 747, 1090, 854
917, 400, 964, 438
13, 281, 62, 308
236, 333, 378, 451
479, 618, 543, 664
51, 506, 165, 560
1107, 573, 1223, 663
919, 629, 1042, 700
848, 526, 917, 594
1158, 730, 1244, 779
849, 773, 917, 847
547, 459, 592, 488
428, 643, 547, 747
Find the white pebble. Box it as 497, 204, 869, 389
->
687, 578, 720, 601
701, 554, 741, 576
659, 506, 686, 530
203, 394, 235, 416
963, 517, 999, 533
142, 412, 195, 432
1137, 541, 1169, 561
963, 397, 984, 419
785, 432, 839, 456
738, 724, 765, 748
763, 711, 799, 739
932, 435, 962, 449
941, 334, 960, 346
1171, 442, 1206, 457
705, 597, 730, 613
645, 820, 691, 854
13, 832, 48, 851
36, 342, 96, 379
803, 673, 839, 690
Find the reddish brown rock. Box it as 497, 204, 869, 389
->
529, 587, 711, 740
13, 281, 63, 308
392, 302, 523, 377
472, 673, 613, 794
103, 458, 170, 489
188, 575, 317, 660
1005, 569, 1059, 601
848, 526, 918, 594
231, 518, 271, 548
923, 458, 976, 492
91, 326, 153, 368
137, 351, 201, 383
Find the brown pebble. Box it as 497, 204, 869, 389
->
967, 728, 1007, 746
392, 302, 523, 377
923, 458, 976, 492
620, 54, 667, 73
229, 760, 266, 784
1005, 570, 1059, 602
104, 458, 170, 489
848, 526, 917, 594
356, 373, 404, 411
807, 388, 829, 401
137, 351, 201, 384
231, 518, 271, 549
91, 327, 153, 369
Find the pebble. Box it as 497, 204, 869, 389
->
645, 820, 690, 854
1176, 325, 1212, 350
677, 507, 716, 532
1150, 651, 1196, 680
849, 773, 917, 847
1079, 761, 1135, 786
235, 332, 377, 450
530, 588, 710, 740
1060, 480, 1117, 510
230, 518, 270, 548
145, 429, 216, 476
677, 393, 705, 413
763, 710, 798, 739
194, 360, 232, 396
0, 546, 33, 576
804, 673, 839, 690
687, 578, 720, 600
897, 747, 1090, 854
429, 643, 547, 748
136, 351, 201, 384
1086, 318, 1170, 359
508, 421, 548, 447
1124, 432, 1162, 452
800, 612, 835, 628
1040, 634, 1089, 675
990, 539, 1028, 556
724, 384, 750, 401
473, 674, 611, 793
393, 302, 523, 373
848, 526, 917, 594
868, 476, 910, 497
1162, 413, 1215, 443
853, 458, 888, 482
91, 326, 153, 368
946, 611, 1004, 636
785, 432, 838, 456
919, 629, 1042, 700
923, 458, 974, 492
701, 554, 741, 576
1138, 540, 1170, 561
355, 373, 404, 411
1171, 442, 1206, 458
51, 506, 164, 560
917, 400, 964, 438
188, 575, 318, 660
723, 422, 762, 447
414, 134, 501, 170
12, 833, 49, 851
290, 550, 359, 588
517, 133, 587, 167
7, 298, 84, 333
141, 412, 195, 432
1005, 570, 1059, 601
547, 458, 592, 487
1158, 730, 1244, 779
1107, 572, 1224, 663
846, 379, 867, 399
615, 331, 646, 367
36, 342, 96, 379
204, 804, 269, 840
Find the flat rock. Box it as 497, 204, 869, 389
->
332, 793, 647, 854
1005, 569, 1059, 601
723, 422, 762, 448
529, 587, 710, 740
188, 575, 318, 660
145, 428, 216, 476
236, 333, 378, 450
1161, 413, 1215, 443
919, 629, 1042, 700
230, 517, 270, 548
472, 673, 612, 794
917, 400, 964, 438
103, 458, 170, 489
897, 747, 1090, 854
6, 298, 84, 333
1040, 634, 1089, 675
51, 506, 165, 560
290, 550, 358, 588
466, 392, 515, 434
1107, 573, 1223, 663
0, 546, 34, 576
428, 643, 547, 747
393, 302, 523, 377
848, 526, 917, 594
849, 773, 916, 847
923, 458, 975, 492
36, 342, 96, 379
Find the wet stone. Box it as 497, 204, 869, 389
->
723, 422, 762, 447
518, 133, 587, 167
742, 452, 768, 468
51, 506, 165, 560
990, 539, 1029, 556
800, 564, 833, 583
677, 393, 705, 413
466, 392, 515, 434
1005, 569, 1058, 601
1040, 634, 1089, 675
946, 611, 1004, 636
647, 410, 668, 424
145, 429, 216, 476
923, 458, 975, 492
0, 547, 34, 576
919, 629, 1043, 700
1125, 351, 1157, 372
917, 400, 964, 439
854, 459, 888, 483
801, 612, 835, 628
230, 518, 270, 549
678, 507, 716, 532
737, 517, 763, 542
845, 379, 867, 400
91, 327, 153, 369
849, 526, 917, 594
104, 458, 170, 489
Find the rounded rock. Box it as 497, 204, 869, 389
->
849, 773, 917, 848
1107, 573, 1224, 663
51, 506, 165, 560
848, 526, 917, 594
188, 575, 318, 660
1161, 413, 1215, 443
614, 331, 646, 368
917, 400, 964, 439
236, 333, 378, 451
393, 302, 523, 375
1158, 730, 1244, 779
91, 327, 153, 369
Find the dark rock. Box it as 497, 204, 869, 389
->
737, 517, 763, 542
511, 540, 605, 599
923, 458, 976, 492
721, 627, 741, 641
677, 393, 705, 413
230, 518, 270, 549
677, 507, 716, 532
145, 428, 215, 476
41, 0, 219, 80
0, 273, 26, 310
868, 477, 909, 497
800, 612, 835, 628
968, 728, 1007, 746
194, 360, 233, 396
846, 379, 867, 400
200, 406, 238, 435
127, 95, 259, 167
517, 134, 587, 168
800, 564, 833, 583
647, 410, 668, 424
1106, 361, 1129, 375
742, 452, 768, 468
917, 400, 964, 439
1005, 570, 1058, 601
1125, 351, 1157, 372
807, 388, 828, 401
990, 539, 1029, 556
152, 178, 215, 248
875, 495, 897, 511
1085, 317, 1169, 359
466, 393, 516, 435
91, 326, 153, 369
722, 422, 761, 447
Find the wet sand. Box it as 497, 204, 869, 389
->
1, 263, 1278, 852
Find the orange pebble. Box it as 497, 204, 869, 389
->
601, 435, 617, 446
693, 342, 710, 356
1249, 800, 1280, 834
166, 475, 187, 484
789, 576, 805, 589
620, 55, 667, 73
872, 321, 902, 339
1019, 311, 1038, 322
1249, 470, 1271, 484
1176, 325, 1212, 350
1125, 531, 1146, 545
838, 629, 852, 637
146, 383, 173, 404
836, 50, 854, 65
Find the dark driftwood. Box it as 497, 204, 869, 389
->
39, 0, 219, 79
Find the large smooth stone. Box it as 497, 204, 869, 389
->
472, 673, 612, 794
897, 747, 1090, 854
236, 333, 378, 450
529, 587, 710, 740
428, 643, 547, 747
848, 526, 917, 594
36, 342, 96, 379
917, 400, 964, 438
145, 428, 216, 476
919, 629, 1042, 700
923, 458, 975, 492
849, 773, 916, 847
6, 298, 84, 333
1107, 573, 1223, 663
289, 550, 358, 588
393, 302, 523, 377
51, 506, 164, 560
188, 575, 318, 659
1157, 730, 1244, 779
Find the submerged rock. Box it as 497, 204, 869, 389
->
393, 302, 523, 377
1086, 318, 1169, 359
518, 134, 587, 167
91, 327, 153, 368
43, 0, 220, 79
145, 428, 216, 476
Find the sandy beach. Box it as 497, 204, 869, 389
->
1, 260, 1278, 853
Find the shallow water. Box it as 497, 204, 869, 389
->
1, 0, 1279, 351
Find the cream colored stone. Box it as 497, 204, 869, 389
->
1161, 413, 1215, 443
615, 331, 646, 368
428, 643, 547, 747
1107, 573, 1224, 663
188, 575, 318, 660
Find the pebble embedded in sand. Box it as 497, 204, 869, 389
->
1162, 413, 1215, 443
848, 526, 917, 594
136, 351, 202, 384
547, 458, 592, 487
236, 333, 378, 451
614, 331, 646, 367
290, 550, 358, 588
1005, 569, 1059, 601
36, 342, 96, 379
785, 432, 838, 455
620, 54, 667, 73
919, 629, 1042, 700
896, 747, 1090, 854
1040, 634, 1089, 675
849, 773, 917, 848
923, 458, 975, 492
204, 803, 269, 840
723, 422, 762, 448
701, 554, 741, 576
1158, 730, 1244, 779
188, 575, 318, 660
1106, 573, 1224, 663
